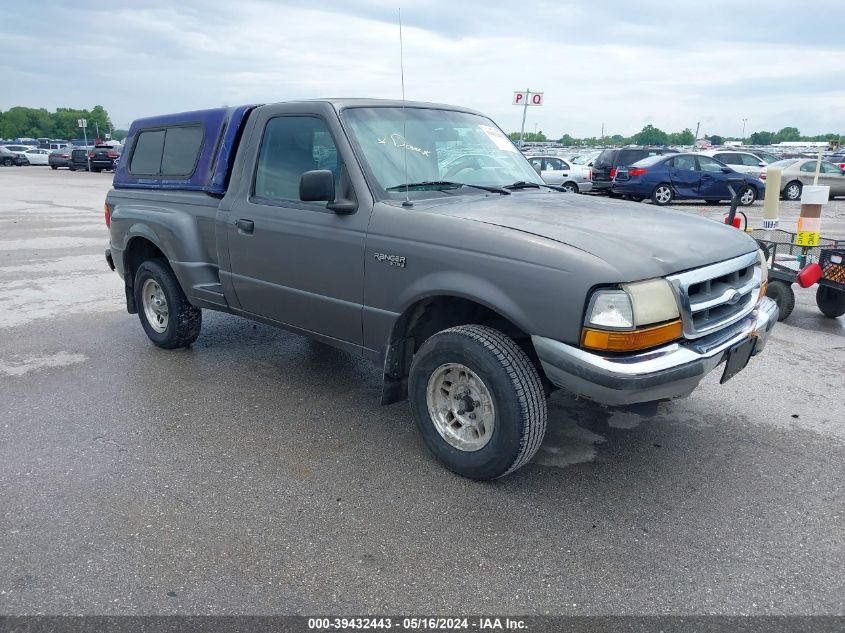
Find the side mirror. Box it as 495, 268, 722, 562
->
721, 167, 732, 173
299, 169, 335, 202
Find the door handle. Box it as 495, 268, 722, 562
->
236, 219, 254, 233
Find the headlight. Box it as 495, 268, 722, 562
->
583, 279, 682, 352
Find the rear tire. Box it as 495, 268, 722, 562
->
50, 165, 58, 170
133, 259, 202, 348
783, 180, 802, 201
561, 182, 579, 193
408, 325, 547, 480
651, 183, 673, 206
766, 280, 795, 321
816, 286, 845, 318
1, 158, 11, 167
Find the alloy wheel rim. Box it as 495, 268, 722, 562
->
425, 363, 496, 452
656, 187, 671, 203
741, 188, 755, 205
141, 279, 169, 333
787, 184, 800, 200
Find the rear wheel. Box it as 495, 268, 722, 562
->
783, 180, 802, 201
651, 183, 673, 206
133, 259, 202, 348
561, 182, 579, 193
1, 157, 12, 167
50, 165, 58, 170
408, 325, 547, 480
816, 286, 845, 318
766, 280, 795, 321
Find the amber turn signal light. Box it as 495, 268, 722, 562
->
582, 320, 683, 352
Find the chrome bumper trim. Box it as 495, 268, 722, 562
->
532, 297, 778, 406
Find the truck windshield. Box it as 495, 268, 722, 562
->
341, 107, 543, 199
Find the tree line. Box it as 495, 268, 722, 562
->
509, 124, 842, 146
0, 105, 128, 141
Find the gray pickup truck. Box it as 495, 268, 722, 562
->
105, 99, 778, 479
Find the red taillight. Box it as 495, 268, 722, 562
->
88, 151, 94, 158
61, 154, 70, 158
796, 263, 822, 288
588, 169, 592, 181
628, 167, 648, 177
107, 152, 118, 158
104, 202, 111, 228
609, 168, 617, 179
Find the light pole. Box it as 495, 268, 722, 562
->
741, 118, 748, 145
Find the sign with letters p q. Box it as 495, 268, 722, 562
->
513, 91, 544, 106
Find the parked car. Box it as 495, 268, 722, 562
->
525, 155, 591, 193
767, 159, 845, 201
826, 151, 845, 169
744, 149, 781, 165
2, 144, 37, 154
90, 144, 122, 172
611, 153, 765, 206
104, 100, 777, 480
23, 148, 50, 165
0, 146, 28, 166
48, 148, 74, 169
699, 149, 768, 178
591, 146, 678, 194
69, 146, 94, 171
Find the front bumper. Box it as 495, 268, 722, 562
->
532, 297, 779, 406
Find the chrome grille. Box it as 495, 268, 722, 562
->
667, 251, 762, 339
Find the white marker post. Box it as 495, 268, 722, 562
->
78, 118, 90, 171
513, 90, 543, 146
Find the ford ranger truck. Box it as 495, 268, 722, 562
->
104, 100, 778, 480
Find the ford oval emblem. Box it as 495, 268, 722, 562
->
727, 290, 742, 305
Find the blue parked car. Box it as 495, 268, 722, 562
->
611, 153, 765, 206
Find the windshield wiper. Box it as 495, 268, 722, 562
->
504, 181, 543, 190
386, 181, 510, 195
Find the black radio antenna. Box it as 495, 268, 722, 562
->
399, 8, 412, 208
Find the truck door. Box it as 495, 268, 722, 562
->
224, 108, 370, 346
667, 154, 700, 197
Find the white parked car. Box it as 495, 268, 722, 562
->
23, 148, 50, 165
525, 155, 592, 193
699, 149, 767, 178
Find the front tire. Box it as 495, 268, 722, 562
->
651, 183, 674, 206
408, 325, 547, 480
133, 259, 202, 348
783, 180, 802, 201
739, 186, 757, 206
816, 286, 845, 318
1, 158, 11, 167
766, 280, 795, 321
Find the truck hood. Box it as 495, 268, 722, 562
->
422, 190, 758, 279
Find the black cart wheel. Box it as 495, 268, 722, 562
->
766, 280, 795, 321
816, 286, 845, 318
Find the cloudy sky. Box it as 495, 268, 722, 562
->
1, 1, 842, 138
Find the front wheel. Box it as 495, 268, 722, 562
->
134, 259, 202, 348
408, 325, 547, 480
816, 286, 845, 318
739, 186, 757, 206
651, 183, 673, 206
1, 157, 12, 166
783, 180, 802, 201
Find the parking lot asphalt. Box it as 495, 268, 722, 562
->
1, 167, 843, 615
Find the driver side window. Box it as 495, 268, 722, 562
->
254, 116, 342, 203
697, 156, 724, 172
